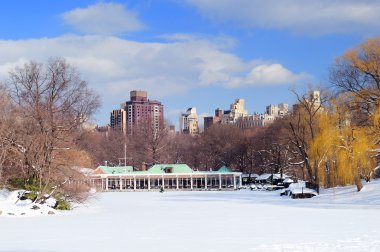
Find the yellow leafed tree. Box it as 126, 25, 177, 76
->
310, 102, 376, 191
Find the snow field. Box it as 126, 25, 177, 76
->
0, 180, 380, 252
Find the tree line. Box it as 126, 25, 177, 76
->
78, 37, 380, 193
1, 37, 379, 198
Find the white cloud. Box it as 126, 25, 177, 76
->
62, 2, 144, 35
224, 63, 311, 88
0, 34, 311, 123
159, 33, 237, 49
245, 64, 310, 85
185, 0, 380, 35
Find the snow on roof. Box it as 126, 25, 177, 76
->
287, 181, 317, 195
273, 173, 291, 179
242, 173, 259, 178
256, 174, 272, 180
291, 188, 318, 195
289, 181, 306, 190
256, 173, 291, 180
283, 178, 294, 183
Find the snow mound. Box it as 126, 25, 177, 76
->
288, 181, 317, 195
0, 189, 57, 217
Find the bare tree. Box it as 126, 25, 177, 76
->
76, 129, 126, 167
6, 58, 100, 200
128, 120, 170, 166
287, 89, 328, 193
0, 85, 18, 185
330, 37, 380, 126
199, 124, 243, 170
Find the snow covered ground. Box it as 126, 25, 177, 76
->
1, 180, 380, 252
0, 190, 57, 217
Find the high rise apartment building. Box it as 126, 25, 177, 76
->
110, 108, 127, 134
110, 91, 164, 135
292, 90, 322, 114
204, 108, 223, 131
180, 107, 199, 135
204, 98, 289, 131
266, 103, 289, 117
221, 99, 248, 124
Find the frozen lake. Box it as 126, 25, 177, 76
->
1, 181, 380, 252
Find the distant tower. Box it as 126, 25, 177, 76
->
180, 107, 199, 135
111, 90, 164, 135
310, 90, 321, 107
230, 99, 248, 119
110, 108, 127, 135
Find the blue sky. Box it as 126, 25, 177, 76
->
0, 0, 379, 128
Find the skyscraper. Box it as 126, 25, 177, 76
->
110, 108, 127, 134
180, 107, 199, 135
111, 91, 164, 135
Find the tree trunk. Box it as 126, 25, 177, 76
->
355, 176, 363, 192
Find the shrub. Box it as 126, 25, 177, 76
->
56, 199, 71, 210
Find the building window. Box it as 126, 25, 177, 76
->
165, 167, 173, 173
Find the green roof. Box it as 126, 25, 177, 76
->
148, 164, 194, 174
96, 164, 236, 175
218, 166, 232, 173
98, 166, 134, 174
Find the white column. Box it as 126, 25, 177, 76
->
219, 174, 222, 190
239, 174, 242, 188
233, 175, 237, 190
190, 175, 193, 190
205, 175, 208, 190
119, 177, 122, 190
176, 176, 179, 190
133, 176, 136, 191
105, 178, 109, 191
148, 176, 151, 191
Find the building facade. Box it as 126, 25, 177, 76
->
204, 99, 289, 131
236, 113, 276, 129
179, 107, 199, 135
221, 99, 248, 124
110, 108, 127, 134
90, 164, 242, 191
292, 90, 322, 114
111, 91, 164, 135
204, 108, 223, 131
266, 103, 289, 117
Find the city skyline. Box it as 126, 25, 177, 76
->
111, 91, 289, 131
0, 1, 379, 127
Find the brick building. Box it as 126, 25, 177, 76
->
110, 91, 164, 135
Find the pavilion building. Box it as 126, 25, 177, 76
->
90, 164, 242, 191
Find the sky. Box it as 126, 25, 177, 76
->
0, 0, 379, 128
